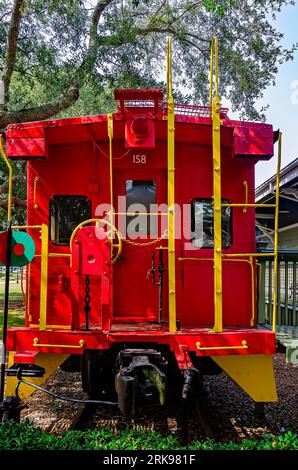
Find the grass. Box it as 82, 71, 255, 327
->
0, 282, 297, 451
0, 282, 25, 335
0, 420, 297, 450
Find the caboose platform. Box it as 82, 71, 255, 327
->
7, 326, 275, 370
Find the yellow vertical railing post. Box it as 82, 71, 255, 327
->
0, 134, 13, 222
243, 180, 248, 213
249, 256, 255, 327
210, 37, 223, 333
167, 37, 177, 333
33, 176, 39, 209
272, 132, 282, 333
39, 224, 48, 331
107, 113, 114, 258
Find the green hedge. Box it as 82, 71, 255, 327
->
0, 420, 297, 450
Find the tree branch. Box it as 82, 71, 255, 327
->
0, 197, 27, 209
97, 25, 210, 48
0, 174, 26, 196
1, 0, 25, 107
0, 85, 80, 128
0, 0, 114, 129
164, 0, 205, 27
75, 0, 114, 82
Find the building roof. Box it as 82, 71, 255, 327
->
255, 157, 298, 234
256, 157, 298, 202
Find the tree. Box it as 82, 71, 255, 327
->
0, 0, 297, 126
0, 0, 297, 224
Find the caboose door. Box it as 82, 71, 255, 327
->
113, 170, 167, 321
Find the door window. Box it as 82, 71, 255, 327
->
125, 180, 157, 237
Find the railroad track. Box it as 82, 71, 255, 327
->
65, 392, 215, 447
195, 398, 214, 439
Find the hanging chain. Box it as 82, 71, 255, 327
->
122, 231, 168, 247
84, 274, 91, 330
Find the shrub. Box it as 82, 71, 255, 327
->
0, 420, 297, 451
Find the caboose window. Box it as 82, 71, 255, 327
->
126, 180, 157, 237
49, 196, 91, 245
191, 199, 232, 249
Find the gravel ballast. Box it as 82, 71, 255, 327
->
20, 352, 297, 441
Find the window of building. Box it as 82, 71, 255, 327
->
126, 180, 157, 237
49, 196, 91, 245
191, 198, 232, 248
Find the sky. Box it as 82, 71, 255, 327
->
247, 2, 298, 186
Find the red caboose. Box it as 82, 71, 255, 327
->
2, 39, 280, 415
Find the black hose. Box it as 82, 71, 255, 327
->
15, 378, 118, 406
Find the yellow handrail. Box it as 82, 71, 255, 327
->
196, 340, 248, 351
210, 36, 223, 333
12, 225, 43, 230
224, 257, 255, 327
107, 113, 114, 258
223, 253, 275, 258
0, 134, 13, 222
221, 203, 276, 208
33, 176, 39, 209
179, 257, 255, 327
114, 212, 168, 216
209, 37, 219, 108
272, 132, 282, 333
39, 224, 49, 331
12, 225, 49, 331
167, 36, 177, 333
243, 180, 248, 213
33, 338, 84, 349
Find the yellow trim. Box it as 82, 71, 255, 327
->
179, 257, 255, 327
212, 354, 278, 402
107, 113, 114, 258
167, 37, 177, 333
221, 203, 276, 208
39, 224, 48, 331
196, 340, 248, 351
12, 225, 42, 230
257, 262, 263, 313
34, 253, 71, 258
210, 37, 222, 333
249, 256, 255, 326
30, 324, 71, 330
5, 352, 69, 399
33, 176, 39, 209
272, 132, 282, 333
223, 253, 275, 258
27, 262, 32, 322
209, 37, 219, 108
222, 257, 255, 327
114, 212, 168, 216
33, 338, 84, 349
0, 134, 13, 221
243, 180, 248, 213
